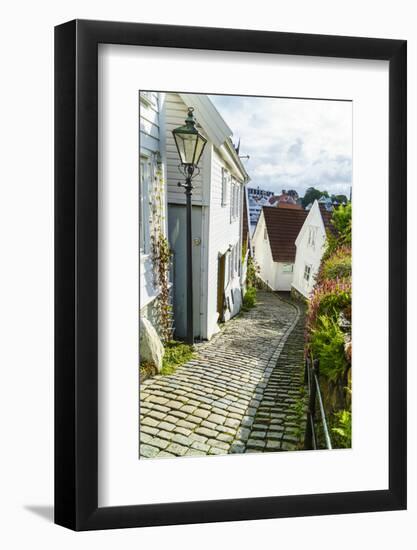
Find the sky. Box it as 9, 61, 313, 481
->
209, 94, 352, 199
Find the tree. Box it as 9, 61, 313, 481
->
331, 203, 352, 246
301, 187, 328, 208
331, 194, 348, 204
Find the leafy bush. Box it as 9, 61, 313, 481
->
320, 246, 351, 281
309, 315, 349, 382
242, 286, 257, 310
246, 255, 260, 289
161, 341, 195, 375
306, 278, 351, 334
331, 409, 352, 448
331, 203, 352, 244
304, 203, 352, 449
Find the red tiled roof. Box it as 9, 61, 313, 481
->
277, 202, 303, 210
263, 207, 308, 262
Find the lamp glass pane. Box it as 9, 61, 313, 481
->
174, 133, 198, 164
193, 135, 207, 166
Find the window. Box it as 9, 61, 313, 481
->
230, 178, 240, 222
308, 226, 317, 248
221, 168, 229, 207
140, 91, 156, 107
304, 264, 311, 282
140, 157, 151, 254
282, 263, 294, 273
264, 226, 268, 240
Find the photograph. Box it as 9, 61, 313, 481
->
139, 91, 352, 458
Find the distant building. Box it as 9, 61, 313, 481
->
318, 195, 334, 212
252, 207, 307, 291
247, 187, 273, 229
252, 200, 335, 294
292, 200, 334, 298
268, 190, 302, 209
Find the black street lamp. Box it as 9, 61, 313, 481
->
172, 107, 207, 345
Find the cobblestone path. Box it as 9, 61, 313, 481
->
140, 291, 305, 458
245, 297, 307, 453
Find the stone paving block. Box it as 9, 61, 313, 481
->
235, 427, 251, 441
177, 419, 196, 430
147, 410, 166, 421
173, 426, 192, 437
247, 439, 266, 449
140, 444, 159, 458
251, 430, 267, 439
187, 415, 204, 425
230, 442, 246, 453
217, 432, 234, 443
164, 415, 180, 424
165, 400, 185, 410
241, 416, 255, 429
209, 447, 226, 455
224, 418, 240, 429
191, 440, 210, 452
195, 426, 218, 438
266, 440, 282, 450
207, 413, 226, 425
141, 425, 159, 436
158, 421, 176, 432
172, 433, 192, 447
200, 420, 217, 430
185, 448, 206, 456
193, 409, 211, 419
165, 442, 189, 456
180, 405, 196, 415
207, 439, 229, 450
142, 417, 159, 428
157, 429, 175, 441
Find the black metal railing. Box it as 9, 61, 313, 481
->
304, 358, 332, 450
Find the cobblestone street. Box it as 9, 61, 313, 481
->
140, 291, 306, 458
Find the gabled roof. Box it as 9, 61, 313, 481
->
178, 93, 232, 147
178, 93, 249, 183
263, 207, 308, 262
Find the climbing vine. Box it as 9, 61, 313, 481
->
149, 160, 173, 343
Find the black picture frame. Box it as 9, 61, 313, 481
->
55, 19, 407, 531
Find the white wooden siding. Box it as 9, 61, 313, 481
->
139, 92, 166, 310
164, 93, 206, 206
252, 211, 280, 290
292, 200, 327, 298
205, 148, 244, 337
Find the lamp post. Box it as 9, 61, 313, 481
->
172, 107, 207, 345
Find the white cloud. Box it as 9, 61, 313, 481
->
209, 94, 352, 198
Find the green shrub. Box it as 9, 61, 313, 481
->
309, 315, 349, 382
321, 246, 351, 281
242, 286, 257, 310
306, 278, 351, 333
246, 255, 260, 289
331, 409, 352, 448
161, 341, 195, 375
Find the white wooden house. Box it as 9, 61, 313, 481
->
292, 200, 333, 298
252, 206, 307, 291
164, 93, 249, 340
139, 92, 170, 333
